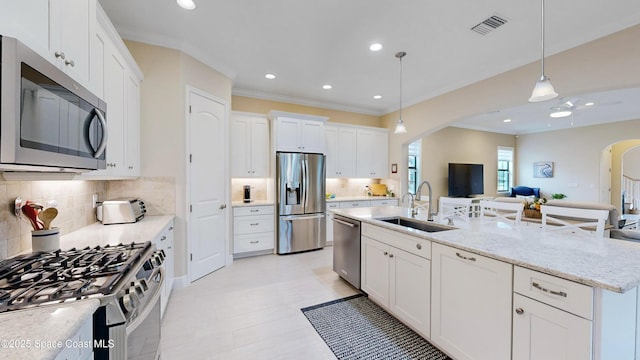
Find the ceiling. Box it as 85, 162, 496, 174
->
99, 0, 640, 133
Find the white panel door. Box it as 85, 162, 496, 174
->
250, 117, 269, 177
276, 117, 300, 152
189, 91, 227, 282
431, 243, 512, 360
124, 73, 140, 176
300, 120, 325, 153
338, 127, 357, 178
390, 249, 430, 338
102, 49, 125, 174
513, 294, 592, 360
356, 129, 374, 177
361, 236, 390, 307
325, 126, 340, 177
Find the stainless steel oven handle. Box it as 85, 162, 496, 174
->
126, 266, 163, 335
332, 218, 359, 228
93, 108, 108, 158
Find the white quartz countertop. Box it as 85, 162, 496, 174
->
0, 299, 99, 360
332, 206, 640, 293
59, 215, 175, 250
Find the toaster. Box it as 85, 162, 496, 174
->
97, 198, 146, 224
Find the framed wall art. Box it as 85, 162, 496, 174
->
533, 161, 554, 178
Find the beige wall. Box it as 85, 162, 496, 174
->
382, 25, 640, 195
126, 40, 232, 279
232, 96, 382, 127
421, 127, 516, 210
623, 146, 640, 179
517, 119, 640, 211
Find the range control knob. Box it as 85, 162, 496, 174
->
134, 279, 148, 292
120, 292, 139, 313
131, 284, 145, 299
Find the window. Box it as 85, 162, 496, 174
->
497, 147, 514, 193
408, 140, 421, 194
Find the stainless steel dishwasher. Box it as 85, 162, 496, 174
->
332, 214, 361, 288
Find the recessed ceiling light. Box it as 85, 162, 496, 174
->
373, 95, 382, 100
585, 102, 595, 106
503, 119, 511, 123
369, 43, 383, 52
265, 73, 276, 80
176, 0, 196, 10
322, 84, 332, 90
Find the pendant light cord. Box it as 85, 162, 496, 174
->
396, 51, 406, 121
540, 0, 546, 77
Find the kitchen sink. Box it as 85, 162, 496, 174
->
377, 216, 455, 232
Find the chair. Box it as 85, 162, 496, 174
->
479, 200, 523, 225
540, 205, 609, 237
510, 186, 540, 198
439, 197, 473, 222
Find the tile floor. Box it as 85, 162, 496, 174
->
160, 247, 357, 359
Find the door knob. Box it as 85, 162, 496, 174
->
219, 204, 227, 210
515, 308, 524, 315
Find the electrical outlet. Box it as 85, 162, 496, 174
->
92, 194, 98, 208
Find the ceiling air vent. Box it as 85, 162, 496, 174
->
471, 15, 508, 35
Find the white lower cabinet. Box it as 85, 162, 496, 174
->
431, 243, 512, 360
55, 314, 93, 360
233, 205, 275, 257
361, 224, 431, 338
153, 219, 175, 318
513, 293, 592, 360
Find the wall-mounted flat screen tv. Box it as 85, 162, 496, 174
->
448, 163, 484, 197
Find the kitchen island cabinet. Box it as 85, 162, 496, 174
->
431, 243, 512, 360
332, 206, 640, 360
361, 223, 431, 338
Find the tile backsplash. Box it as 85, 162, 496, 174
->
0, 180, 106, 260
0, 176, 176, 260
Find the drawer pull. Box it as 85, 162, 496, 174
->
456, 252, 476, 262
160, 236, 167, 241
250, 223, 259, 226
532, 282, 567, 298
515, 308, 524, 315
416, 243, 422, 250
250, 241, 259, 244
250, 209, 259, 212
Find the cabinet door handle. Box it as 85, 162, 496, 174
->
455, 252, 476, 262
532, 282, 567, 298
160, 236, 166, 241
416, 243, 422, 250
169, 226, 174, 231
389, 254, 394, 258
383, 251, 388, 256
515, 308, 524, 315
55, 51, 66, 59
65, 59, 75, 67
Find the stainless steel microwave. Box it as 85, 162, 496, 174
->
0, 35, 107, 172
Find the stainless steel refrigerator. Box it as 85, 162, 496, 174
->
276, 152, 326, 254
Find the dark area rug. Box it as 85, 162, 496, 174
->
301, 294, 451, 360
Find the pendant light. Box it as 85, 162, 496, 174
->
529, 0, 558, 102
394, 51, 407, 134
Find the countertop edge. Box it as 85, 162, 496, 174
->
333, 207, 637, 293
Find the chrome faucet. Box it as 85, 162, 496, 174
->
416, 180, 435, 221
402, 192, 417, 216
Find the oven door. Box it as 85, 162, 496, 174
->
126, 268, 163, 360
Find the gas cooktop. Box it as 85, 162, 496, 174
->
0, 242, 153, 313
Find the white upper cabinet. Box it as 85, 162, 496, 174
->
270, 112, 327, 154
79, 4, 142, 179
231, 112, 269, 178
356, 128, 389, 178
325, 125, 357, 178
0, 0, 50, 53
49, 0, 96, 88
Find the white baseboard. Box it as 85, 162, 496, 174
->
172, 275, 190, 289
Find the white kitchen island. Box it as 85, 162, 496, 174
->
332, 206, 640, 360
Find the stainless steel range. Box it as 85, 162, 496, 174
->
0, 241, 164, 360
